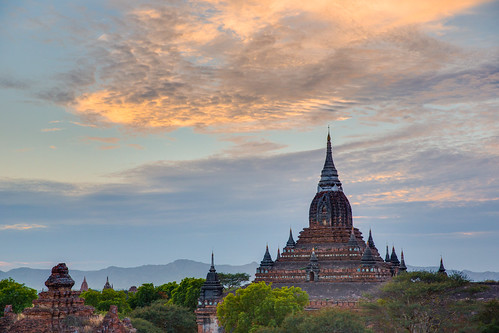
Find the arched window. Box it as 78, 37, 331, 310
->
320, 204, 328, 226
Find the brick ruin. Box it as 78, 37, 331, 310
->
254, 133, 406, 294
0, 263, 136, 333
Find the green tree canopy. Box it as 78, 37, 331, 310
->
169, 277, 205, 310
156, 281, 178, 300
473, 299, 499, 333
217, 281, 308, 333
218, 272, 250, 290
0, 278, 37, 314
130, 300, 197, 333
80, 288, 131, 314
256, 308, 371, 333
361, 271, 486, 333
129, 317, 164, 333
129, 283, 163, 309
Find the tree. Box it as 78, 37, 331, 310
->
130, 318, 164, 333
130, 300, 197, 333
256, 308, 371, 333
0, 278, 37, 314
80, 289, 131, 314
361, 271, 482, 333
169, 277, 205, 310
80, 289, 101, 308
218, 273, 250, 290
129, 283, 163, 309
474, 299, 499, 333
217, 282, 308, 333
156, 281, 178, 300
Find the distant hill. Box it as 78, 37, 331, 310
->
0, 259, 259, 291
407, 265, 499, 282
1, 261, 496, 291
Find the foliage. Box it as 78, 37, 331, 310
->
156, 281, 179, 300
217, 282, 308, 333
0, 278, 37, 314
361, 271, 479, 333
128, 283, 163, 309
169, 277, 205, 310
130, 300, 197, 333
130, 317, 164, 333
218, 272, 250, 290
474, 299, 499, 333
255, 308, 371, 333
80, 289, 131, 314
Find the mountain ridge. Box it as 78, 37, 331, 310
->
1, 260, 496, 291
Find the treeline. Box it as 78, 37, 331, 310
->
0, 273, 250, 333
80, 277, 204, 332
2, 272, 498, 333
217, 272, 498, 333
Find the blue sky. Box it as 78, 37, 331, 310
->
0, 0, 498, 272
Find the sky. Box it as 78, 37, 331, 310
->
0, 0, 498, 273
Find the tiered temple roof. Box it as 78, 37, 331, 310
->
255, 132, 405, 285
195, 253, 225, 332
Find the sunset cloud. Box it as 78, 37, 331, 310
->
0, 224, 47, 231
41, 128, 63, 132
85, 137, 120, 144
58, 0, 496, 133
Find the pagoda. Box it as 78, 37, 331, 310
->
255, 132, 402, 285
195, 253, 225, 333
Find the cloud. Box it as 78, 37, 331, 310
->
2, 135, 495, 228
0, 224, 47, 231
1, 136, 497, 270
85, 137, 120, 144
0, 76, 30, 90
99, 145, 120, 150
127, 143, 144, 150
70, 121, 98, 128
15, 148, 33, 153
41, 128, 63, 132
27, 0, 492, 133
220, 136, 288, 157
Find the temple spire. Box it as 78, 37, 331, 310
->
103, 276, 112, 290
438, 257, 447, 275
317, 129, 343, 192
385, 245, 390, 262
286, 228, 296, 247
198, 252, 224, 305
210, 251, 216, 272
277, 248, 281, 260
80, 276, 88, 292
399, 250, 407, 272
390, 246, 400, 266
361, 241, 376, 265
347, 227, 358, 247
367, 229, 375, 249
259, 244, 274, 268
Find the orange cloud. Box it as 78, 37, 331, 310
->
352, 186, 499, 205
0, 223, 47, 231
85, 136, 120, 144
41, 128, 62, 132
99, 145, 120, 150
68, 0, 491, 132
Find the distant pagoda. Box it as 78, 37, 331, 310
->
195, 253, 224, 333
255, 132, 403, 284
